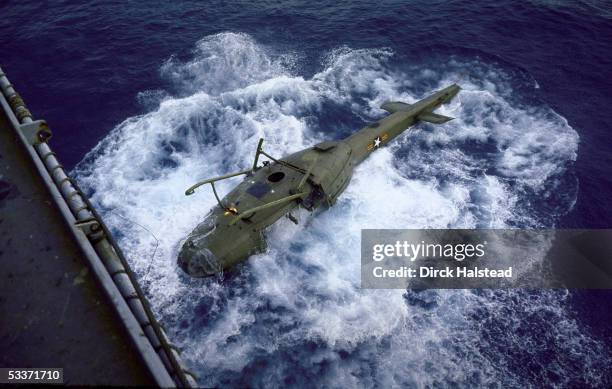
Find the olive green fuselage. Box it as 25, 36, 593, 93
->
178, 84, 460, 277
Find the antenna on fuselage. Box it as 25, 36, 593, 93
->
252, 138, 264, 171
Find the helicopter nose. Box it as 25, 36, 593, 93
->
177, 247, 222, 277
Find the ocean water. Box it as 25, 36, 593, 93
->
1, 1, 611, 387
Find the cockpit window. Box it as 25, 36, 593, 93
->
192, 217, 216, 241
267, 172, 285, 183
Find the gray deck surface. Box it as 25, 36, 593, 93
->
0, 110, 155, 386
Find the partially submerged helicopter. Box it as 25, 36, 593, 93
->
178, 84, 461, 276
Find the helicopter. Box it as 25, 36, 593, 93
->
178, 84, 460, 277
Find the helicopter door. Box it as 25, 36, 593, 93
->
301, 184, 325, 210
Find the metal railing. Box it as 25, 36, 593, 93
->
0, 66, 196, 388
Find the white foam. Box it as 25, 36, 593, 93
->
75, 32, 604, 387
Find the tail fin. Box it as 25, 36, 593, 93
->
417, 112, 454, 124
381, 101, 411, 113
381, 101, 454, 123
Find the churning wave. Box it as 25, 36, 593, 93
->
74, 32, 609, 387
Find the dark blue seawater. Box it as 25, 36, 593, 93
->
2, 1, 611, 387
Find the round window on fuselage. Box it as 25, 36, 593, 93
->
267, 172, 285, 183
